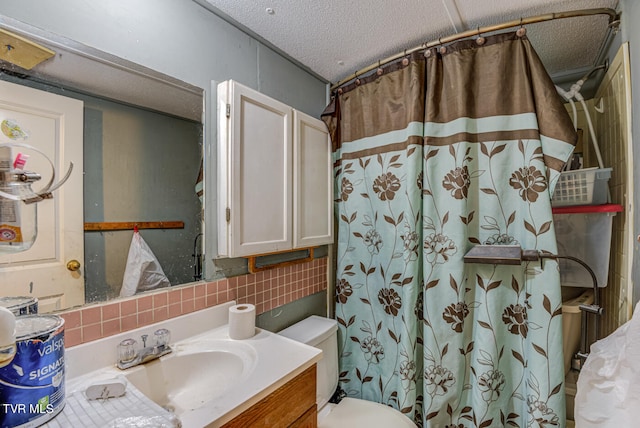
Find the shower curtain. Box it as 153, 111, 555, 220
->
324, 51, 427, 418
323, 32, 577, 428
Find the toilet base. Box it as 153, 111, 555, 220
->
318, 398, 417, 428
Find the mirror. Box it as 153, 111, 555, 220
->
0, 19, 205, 309
80, 90, 203, 302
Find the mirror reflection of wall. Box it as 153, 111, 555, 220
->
1, 73, 203, 303
83, 98, 202, 302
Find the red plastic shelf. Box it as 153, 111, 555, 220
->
552, 203, 623, 215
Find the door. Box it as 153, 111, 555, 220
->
0, 80, 84, 312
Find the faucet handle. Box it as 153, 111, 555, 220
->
141, 334, 148, 348
154, 328, 171, 348
118, 338, 137, 364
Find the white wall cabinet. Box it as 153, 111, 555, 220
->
293, 110, 333, 249
217, 80, 333, 258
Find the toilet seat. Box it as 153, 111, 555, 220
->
318, 398, 417, 428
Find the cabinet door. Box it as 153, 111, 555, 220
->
220, 80, 293, 257
222, 365, 316, 428
293, 111, 333, 248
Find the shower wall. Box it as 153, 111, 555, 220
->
592, 43, 634, 336
561, 43, 633, 338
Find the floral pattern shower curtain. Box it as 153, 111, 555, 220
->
323, 32, 576, 428
323, 52, 427, 418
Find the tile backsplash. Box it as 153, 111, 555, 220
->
60, 257, 327, 347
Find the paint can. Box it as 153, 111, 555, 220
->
0, 297, 38, 317
0, 315, 65, 427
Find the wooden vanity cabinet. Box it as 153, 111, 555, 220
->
222, 364, 317, 428
217, 79, 333, 258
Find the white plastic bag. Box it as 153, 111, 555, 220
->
119, 230, 170, 297
575, 303, 640, 426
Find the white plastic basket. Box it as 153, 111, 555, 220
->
552, 167, 612, 207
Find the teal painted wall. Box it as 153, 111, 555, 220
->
0, 1, 329, 318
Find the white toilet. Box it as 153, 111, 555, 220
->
561, 288, 594, 424
279, 315, 418, 428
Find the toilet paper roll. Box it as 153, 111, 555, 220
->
228, 304, 256, 340
0, 306, 16, 347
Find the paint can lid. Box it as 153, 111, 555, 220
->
0, 296, 37, 309
15, 315, 64, 341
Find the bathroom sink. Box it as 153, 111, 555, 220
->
64, 303, 322, 427
123, 340, 257, 415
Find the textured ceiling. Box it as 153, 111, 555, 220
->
197, 0, 619, 87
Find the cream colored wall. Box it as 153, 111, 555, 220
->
565, 99, 593, 167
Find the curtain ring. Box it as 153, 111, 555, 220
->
354, 70, 361, 86
476, 27, 486, 46
438, 38, 447, 55
401, 50, 409, 66
376, 60, 383, 76
517, 18, 527, 37
422, 42, 432, 58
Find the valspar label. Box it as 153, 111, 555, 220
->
0, 315, 65, 428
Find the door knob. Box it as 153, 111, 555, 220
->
66, 259, 81, 271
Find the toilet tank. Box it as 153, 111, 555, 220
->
278, 315, 339, 408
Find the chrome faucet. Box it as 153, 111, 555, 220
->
117, 328, 172, 370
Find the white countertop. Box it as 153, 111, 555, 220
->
63, 301, 322, 427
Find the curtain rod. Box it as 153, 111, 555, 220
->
331, 7, 620, 91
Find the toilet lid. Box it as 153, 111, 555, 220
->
318, 398, 417, 428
